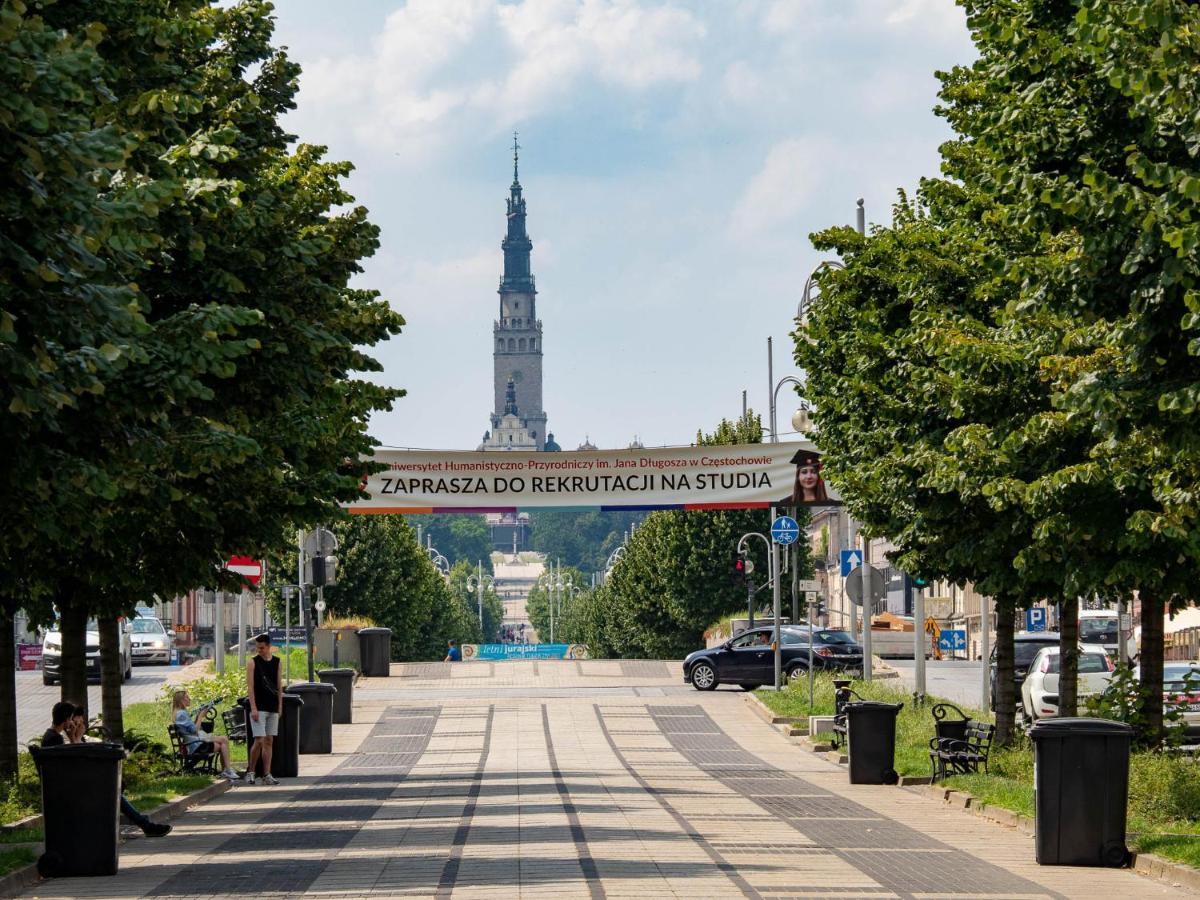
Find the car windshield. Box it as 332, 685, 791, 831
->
1164, 666, 1200, 692
1016, 641, 1056, 667
1080, 617, 1118, 642
1043, 652, 1109, 674
814, 630, 856, 645
132, 619, 164, 634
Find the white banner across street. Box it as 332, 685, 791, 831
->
348, 441, 841, 514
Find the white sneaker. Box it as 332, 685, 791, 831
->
244, 772, 255, 785
263, 775, 279, 785
221, 769, 239, 781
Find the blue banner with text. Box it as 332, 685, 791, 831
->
463, 643, 589, 661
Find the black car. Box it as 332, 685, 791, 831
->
989, 631, 1060, 710
682, 625, 864, 691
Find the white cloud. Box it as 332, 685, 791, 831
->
729, 137, 834, 241
296, 0, 703, 158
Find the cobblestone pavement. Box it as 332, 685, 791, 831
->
22, 660, 1192, 898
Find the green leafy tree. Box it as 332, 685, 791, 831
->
934, 0, 1200, 741
447, 560, 503, 642
531, 511, 646, 575
411, 515, 494, 573
526, 565, 589, 642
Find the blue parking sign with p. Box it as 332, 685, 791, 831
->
1026, 607, 1047, 632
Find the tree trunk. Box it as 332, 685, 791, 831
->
1139, 592, 1164, 747
59, 601, 89, 715
98, 615, 124, 745
1058, 596, 1079, 717
0, 605, 17, 777
993, 601, 1016, 747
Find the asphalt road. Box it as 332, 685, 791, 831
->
15, 663, 178, 744
888, 658, 988, 709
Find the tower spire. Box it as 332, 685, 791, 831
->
512, 130, 520, 185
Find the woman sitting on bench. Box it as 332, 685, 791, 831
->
172, 690, 239, 781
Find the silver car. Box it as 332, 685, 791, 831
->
130, 616, 173, 665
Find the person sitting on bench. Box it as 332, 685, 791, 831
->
172, 690, 239, 781
42, 702, 171, 837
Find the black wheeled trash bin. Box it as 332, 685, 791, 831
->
33, 742, 125, 877
288, 681, 336, 753
358, 627, 392, 677
239, 692, 304, 777
1031, 717, 1133, 867
318, 668, 355, 724
845, 700, 904, 785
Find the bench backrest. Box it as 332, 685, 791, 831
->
965, 720, 994, 753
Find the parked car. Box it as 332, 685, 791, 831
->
41, 618, 132, 686
1020, 644, 1113, 720
1162, 663, 1200, 743
682, 625, 863, 691
130, 615, 174, 665
989, 631, 1060, 710
1079, 608, 1134, 661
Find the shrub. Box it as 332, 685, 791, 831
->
1129, 753, 1200, 823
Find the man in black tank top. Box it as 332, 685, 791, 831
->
245, 633, 282, 785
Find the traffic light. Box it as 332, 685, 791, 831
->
732, 551, 747, 586
815, 597, 826, 619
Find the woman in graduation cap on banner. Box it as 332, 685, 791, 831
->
781, 448, 830, 506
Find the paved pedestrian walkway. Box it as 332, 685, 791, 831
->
22, 660, 1193, 898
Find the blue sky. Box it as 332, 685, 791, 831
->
271, 0, 975, 450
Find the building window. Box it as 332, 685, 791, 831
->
514, 301, 520, 310
519, 338, 526, 351
530, 339, 536, 351
497, 340, 503, 351
508, 338, 515, 351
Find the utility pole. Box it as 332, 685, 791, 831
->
214, 591, 225, 675
980, 594, 991, 710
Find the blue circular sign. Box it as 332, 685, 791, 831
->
770, 515, 800, 545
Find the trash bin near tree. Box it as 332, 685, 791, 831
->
239, 692, 304, 777
32, 742, 125, 877
317, 668, 355, 724
288, 681, 336, 753
358, 627, 392, 677
845, 700, 903, 785
1031, 717, 1133, 867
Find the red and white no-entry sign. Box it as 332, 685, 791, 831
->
225, 556, 263, 586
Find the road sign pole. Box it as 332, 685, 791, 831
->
914, 585, 926, 699
808, 594, 816, 709
237, 590, 246, 669
980, 594, 991, 711
284, 588, 292, 687
773, 540, 783, 691
215, 591, 225, 675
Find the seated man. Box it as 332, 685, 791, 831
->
171, 689, 238, 781
43, 703, 171, 837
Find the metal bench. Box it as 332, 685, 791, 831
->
221, 706, 246, 742
167, 724, 218, 775
830, 680, 861, 750
928, 705, 994, 782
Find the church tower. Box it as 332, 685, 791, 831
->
480, 135, 548, 451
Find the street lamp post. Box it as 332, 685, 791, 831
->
466, 561, 494, 633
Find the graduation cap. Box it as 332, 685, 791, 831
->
790, 449, 822, 469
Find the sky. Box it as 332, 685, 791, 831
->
270, 0, 976, 451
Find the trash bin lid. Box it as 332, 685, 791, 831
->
1030, 717, 1133, 738
844, 700, 904, 712
357, 627, 392, 635
317, 668, 355, 677
286, 681, 336, 694
31, 742, 126, 761
280, 691, 306, 705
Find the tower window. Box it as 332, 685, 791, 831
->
508, 338, 515, 351
515, 301, 520, 310
530, 339, 536, 351
497, 340, 503, 351
519, 338, 526, 351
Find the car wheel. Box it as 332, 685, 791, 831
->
786, 665, 807, 684
738, 684, 761, 692
123, 656, 131, 682
690, 663, 718, 691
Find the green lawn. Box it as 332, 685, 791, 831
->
0, 847, 36, 878
757, 673, 1200, 870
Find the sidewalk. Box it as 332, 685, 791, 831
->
16, 660, 1192, 898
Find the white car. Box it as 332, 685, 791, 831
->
41, 618, 133, 686
130, 616, 174, 665
1021, 644, 1113, 721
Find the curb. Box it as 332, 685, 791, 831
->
913, 783, 1200, 893
0, 778, 231, 899
743, 694, 809, 740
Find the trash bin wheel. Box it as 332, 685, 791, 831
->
1102, 841, 1131, 868
883, 768, 898, 785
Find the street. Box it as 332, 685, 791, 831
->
17, 660, 1188, 899
889, 658, 987, 709
14, 664, 178, 744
